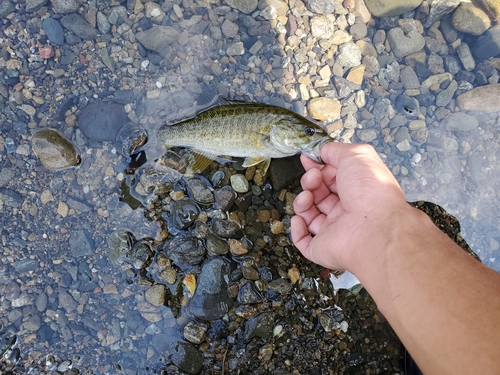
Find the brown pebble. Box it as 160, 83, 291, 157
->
229, 239, 248, 255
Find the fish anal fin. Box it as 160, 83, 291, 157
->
242, 156, 269, 168
185, 149, 218, 174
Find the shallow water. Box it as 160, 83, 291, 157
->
1, 0, 500, 374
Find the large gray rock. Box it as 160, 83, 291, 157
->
425, 0, 461, 27
78, 102, 128, 142
473, 25, 500, 59
304, 0, 334, 14
60, 14, 98, 40
445, 112, 479, 131
364, 0, 422, 18
135, 26, 179, 54
387, 28, 425, 58
456, 84, 500, 113
452, 3, 490, 36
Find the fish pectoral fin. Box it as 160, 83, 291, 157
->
242, 156, 268, 168
185, 149, 219, 174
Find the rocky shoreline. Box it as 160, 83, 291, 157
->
1, 0, 500, 373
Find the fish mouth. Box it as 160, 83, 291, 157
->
301, 136, 332, 163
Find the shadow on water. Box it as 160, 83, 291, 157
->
0, 0, 499, 374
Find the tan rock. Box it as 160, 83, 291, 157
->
308, 97, 341, 121
476, 0, 500, 20
452, 3, 490, 35
456, 84, 500, 113
346, 64, 365, 85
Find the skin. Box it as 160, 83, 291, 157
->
291, 142, 500, 375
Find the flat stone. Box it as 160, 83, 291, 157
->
308, 97, 341, 121
435, 80, 457, 107
60, 14, 98, 40
78, 102, 128, 142
456, 83, 500, 112
69, 230, 95, 257
135, 26, 179, 54
452, 3, 490, 36
346, 64, 365, 85
387, 28, 425, 59
225, 0, 258, 13
445, 112, 478, 131
400, 66, 420, 89
364, 0, 422, 17
226, 42, 244, 56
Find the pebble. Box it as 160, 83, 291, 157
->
51, 0, 78, 14
135, 26, 179, 53
43, 18, 64, 45
78, 103, 128, 142
145, 285, 167, 306
456, 43, 475, 71
166, 235, 205, 268
308, 97, 341, 121
230, 174, 249, 193
226, 42, 245, 56
304, 0, 335, 14
31, 129, 81, 171
336, 42, 362, 68
183, 320, 208, 345
0, 167, 15, 188
244, 312, 275, 340
224, 0, 258, 13
310, 15, 335, 39
69, 230, 95, 257
228, 239, 248, 255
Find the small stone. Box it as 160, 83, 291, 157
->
39, 46, 54, 59
270, 221, 284, 234
43, 18, 64, 45
308, 97, 341, 121
57, 201, 69, 217
230, 174, 249, 193
229, 239, 248, 255
145, 285, 167, 306
346, 64, 365, 85
31, 129, 81, 171
225, 0, 258, 13
456, 43, 475, 71
221, 20, 239, 37
60, 14, 98, 40
51, 0, 78, 14
135, 26, 179, 54
288, 266, 300, 284
159, 267, 177, 284
435, 80, 457, 107
226, 42, 244, 56
396, 139, 411, 152
183, 320, 208, 344
78, 103, 128, 142
350, 23, 367, 40
310, 15, 335, 39
69, 230, 94, 257
336, 42, 362, 68
356, 129, 377, 142
304, 0, 334, 14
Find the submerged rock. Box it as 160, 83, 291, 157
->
78, 102, 128, 142
31, 129, 81, 171
189, 256, 233, 321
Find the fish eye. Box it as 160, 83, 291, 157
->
304, 127, 316, 136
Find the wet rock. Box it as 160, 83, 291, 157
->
43, 18, 64, 45
166, 235, 205, 268
238, 281, 263, 304
205, 233, 229, 255
456, 43, 475, 71
226, 42, 244, 56
186, 178, 214, 205
183, 320, 208, 344
168, 341, 203, 375
207, 319, 229, 341
337, 42, 362, 69
425, 0, 461, 28
78, 103, 128, 142
267, 279, 293, 295
357, 129, 378, 142
107, 229, 135, 266
444, 112, 479, 131
400, 66, 420, 89
35, 292, 48, 312
456, 83, 500, 112
189, 256, 233, 321
135, 26, 179, 54
159, 267, 177, 284
0, 168, 15, 188
230, 174, 249, 193
310, 15, 335, 39
60, 14, 98, 40
476, 0, 500, 20
215, 186, 236, 211
31, 129, 81, 171
269, 155, 304, 191
130, 241, 153, 269
114, 122, 147, 157
387, 28, 425, 58
0, 1, 15, 18
145, 285, 168, 306
58, 291, 77, 312
244, 312, 275, 340
173, 199, 201, 230
69, 230, 94, 257
452, 3, 490, 36
304, 0, 334, 14
364, 0, 422, 17
395, 95, 419, 119
474, 25, 500, 59
225, 0, 258, 13
211, 219, 242, 238
308, 97, 341, 121
0, 188, 23, 208
435, 80, 457, 107
13, 259, 39, 273
51, 0, 78, 14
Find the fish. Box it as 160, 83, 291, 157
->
158, 100, 330, 173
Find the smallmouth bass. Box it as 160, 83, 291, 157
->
158, 101, 330, 172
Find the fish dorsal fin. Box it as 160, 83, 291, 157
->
185, 149, 219, 174
242, 156, 268, 168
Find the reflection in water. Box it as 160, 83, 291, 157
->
1, 0, 500, 374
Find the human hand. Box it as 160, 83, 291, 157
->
291, 143, 409, 272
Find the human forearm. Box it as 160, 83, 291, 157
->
351, 204, 500, 375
